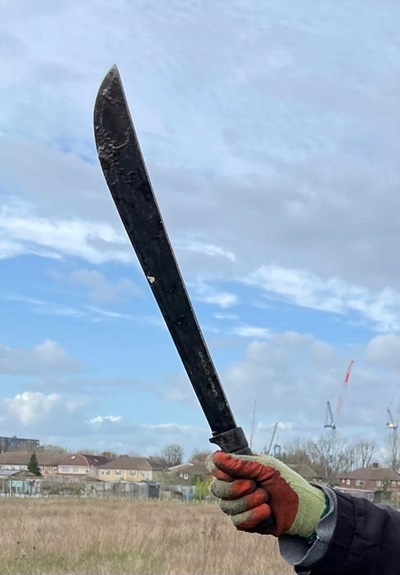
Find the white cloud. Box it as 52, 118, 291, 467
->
5, 294, 134, 322
179, 240, 236, 262
223, 333, 399, 447
243, 265, 399, 332
0, 330, 396, 454
202, 292, 238, 308
192, 280, 238, 308
0, 340, 81, 375
85, 421, 209, 457
214, 312, 238, 320
86, 306, 133, 320
0, 391, 86, 431
364, 335, 400, 370
0, 0, 396, 297
65, 269, 141, 304
231, 325, 271, 339
0, 202, 132, 265
0, 0, 398, 456
89, 415, 123, 425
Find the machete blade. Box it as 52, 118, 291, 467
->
93, 65, 251, 455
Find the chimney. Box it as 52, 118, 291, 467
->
372, 462, 379, 469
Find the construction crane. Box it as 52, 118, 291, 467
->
266, 422, 279, 455
386, 407, 398, 430
386, 385, 400, 431
324, 401, 336, 430
385, 378, 400, 431
324, 360, 354, 430
249, 400, 257, 449
273, 443, 282, 458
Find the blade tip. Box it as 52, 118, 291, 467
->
94, 64, 121, 120
101, 64, 121, 87
108, 64, 120, 78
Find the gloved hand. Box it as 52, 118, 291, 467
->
207, 451, 328, 539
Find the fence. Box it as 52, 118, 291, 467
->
0, 478, 160, 500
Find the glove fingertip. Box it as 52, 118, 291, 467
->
212, 451, 241, 472
236, 503, 273, 532
212, 451, 231, 465
213, 468, 234, 482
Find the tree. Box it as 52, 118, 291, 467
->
193, 478, 212, 501
101, 451, 119, 459
348, 440, 377, 470
282, 433, 356, 484
160, 444, 184, 469
384, 431, 400, 472
190, 449, 212, 463
28, 452, 41, 476
37, 444, 68, 454
280, 438, 313, 467
306, 432, 352, 484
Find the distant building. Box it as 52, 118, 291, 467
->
168, 460, 211, 484
0, 435, 39, 453
98, 455, 154, 482
0, 451, 64, 475
337, 462, 400, 496
57, 453, 110, 479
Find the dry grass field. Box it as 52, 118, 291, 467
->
0, 498, 293, 574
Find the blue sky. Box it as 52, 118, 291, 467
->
0, 0, 398, 459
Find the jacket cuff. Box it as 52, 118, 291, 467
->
278, 485, 337, 574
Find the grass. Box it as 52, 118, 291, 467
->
0, 498, 293, 574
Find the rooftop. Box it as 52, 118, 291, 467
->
99, 456, 153, 470
337, 465, 400, 481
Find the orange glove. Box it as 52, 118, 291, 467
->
208, 451, 328, 539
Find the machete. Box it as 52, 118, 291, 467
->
93, 65, 251, 456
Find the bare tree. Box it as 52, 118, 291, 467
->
280, 438, 313, 467
307, 432, 351, 484
349, 440, 377, 470
190, 449, 212, 463
160, 444, 184, 468
384, 431, 400, 472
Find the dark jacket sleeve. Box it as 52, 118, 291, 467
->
310, 490, 400, 575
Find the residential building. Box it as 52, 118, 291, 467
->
147, 456, 166, 480
0, 451, 64, 475
57, 453, 110, 479
98, 455, 153, 482
0, 435, 39, 453
337, 463, 400, 496
168, 460, 211, 484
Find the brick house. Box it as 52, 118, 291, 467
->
98, 455, 153, 482
57, 453, 110, 479
337, 463, 400, 496
0, 451, 64, 476
168, 460, 211, 484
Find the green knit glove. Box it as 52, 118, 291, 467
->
207, 451, 328, 539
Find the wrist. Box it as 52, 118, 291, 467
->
287, 483, 327, 538
306, 493, 330, 543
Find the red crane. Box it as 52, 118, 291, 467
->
324, 360, 354, 430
